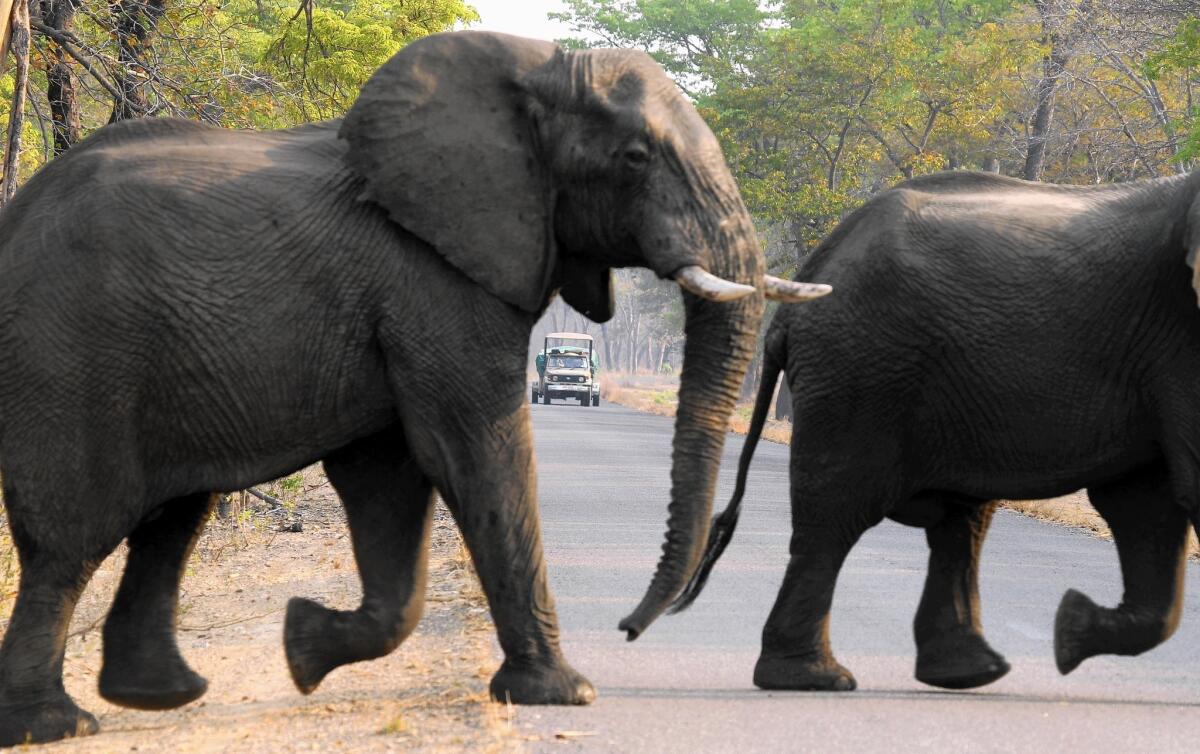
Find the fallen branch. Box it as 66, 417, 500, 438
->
246, 487, 284, 508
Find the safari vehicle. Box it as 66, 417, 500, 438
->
532, 332, 600, 407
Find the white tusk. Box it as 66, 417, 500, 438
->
764, 274, 832, 303
674, 265, 756, 302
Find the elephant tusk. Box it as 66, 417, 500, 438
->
764, 274, 832, 303
674, 265, 756, 302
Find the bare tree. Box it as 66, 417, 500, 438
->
1025, 0, 1081, 180
2, 0, 31, 203
108, 0, 166, 122
38, 0, 81, 153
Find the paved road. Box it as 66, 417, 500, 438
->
517, 401, 1200, 752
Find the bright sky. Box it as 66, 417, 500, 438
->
464, 0, 578, 42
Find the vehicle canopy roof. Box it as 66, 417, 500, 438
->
545, 332, 593, 342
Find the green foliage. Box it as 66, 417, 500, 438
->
556, 0, 1199, 272
0, 0, 478, 177
278, 473, 305, 493
1149, 18, 1200, 162
552, 0, 765, 91
557, 0, 1037, 268
258, 0, 478, 120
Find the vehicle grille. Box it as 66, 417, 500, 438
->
551, 375, 585, 383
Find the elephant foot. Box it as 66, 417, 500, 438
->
99, 655, 208, 710
915, 631, 1009, 690
285, 597, 348, 694
100, 625, 208, 710
1055, 588, 1100, 675
753, 653, 857, 691
489, 659, 596, 705
285, 596, 408, 694
0, 693, 99, 747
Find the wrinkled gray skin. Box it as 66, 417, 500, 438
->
673, 170, 1200, 693
0, 31, 771, 746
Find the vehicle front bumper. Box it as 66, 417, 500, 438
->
546, 383, 591, 393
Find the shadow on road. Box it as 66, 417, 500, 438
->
596, 685, 1200, 709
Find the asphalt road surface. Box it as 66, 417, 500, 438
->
517, 400, 1200, 752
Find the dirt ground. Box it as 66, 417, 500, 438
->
0, 467, 523, 753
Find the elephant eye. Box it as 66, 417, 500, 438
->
623, 143, 651, 169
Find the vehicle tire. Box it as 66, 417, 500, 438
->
592, 395, 600, 407
531, 389, 538, 404
543, 392, 551, 405
579, 393, 589, 407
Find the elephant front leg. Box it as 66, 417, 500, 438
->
1056, 465, 1188, 674
911, 500, 1009, 689
0, 558, 102, 747
100, 492, 216, 709
285, 426, 435, 694
0, 474, 131, 746
432, 409, 594, 705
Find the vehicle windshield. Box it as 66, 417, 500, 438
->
549, 356, 586, 369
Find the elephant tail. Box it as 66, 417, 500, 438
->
667, 344, 783, 614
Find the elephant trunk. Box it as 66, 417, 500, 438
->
619, 213, 763, 640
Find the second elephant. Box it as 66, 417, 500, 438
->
672, 169, 1200, 692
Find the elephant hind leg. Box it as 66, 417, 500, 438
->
911, 498, 1009, 690
1056, 464, 1188, 675
753, 483, 890, 692
285, 425, 434, 694
0, 479, 128, 746
99, 492, 215, 710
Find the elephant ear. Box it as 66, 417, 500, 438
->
1189, 193, 1200, 307
340, 31, 560, 313
560, 257, 614, 323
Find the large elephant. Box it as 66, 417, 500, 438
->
671, 169, 1200, 693
0, 31, 829, 746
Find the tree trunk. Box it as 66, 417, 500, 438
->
1, 0, 31, 203
630, 317, 640, 373
40, 0, 80, 154
600, 323, 614, 371
108, 0, 166, 122
1024, 1, 1072, 181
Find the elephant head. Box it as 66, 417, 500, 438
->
340, 31, 829, 639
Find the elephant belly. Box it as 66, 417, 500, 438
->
790, 353, 1163, 506
0, 295, 399, 505
137, 346, 399, 498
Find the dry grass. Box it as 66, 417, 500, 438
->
1003, 493, 1200, 557
0, 519, 14, 629
601, 372, 793, 445
1002, 493, 1108, 539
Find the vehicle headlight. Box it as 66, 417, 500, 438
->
548, 375, 557, 382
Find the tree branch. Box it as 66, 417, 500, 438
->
30, 20, 123, 101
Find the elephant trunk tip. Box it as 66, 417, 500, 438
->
617, 605, 658, 642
